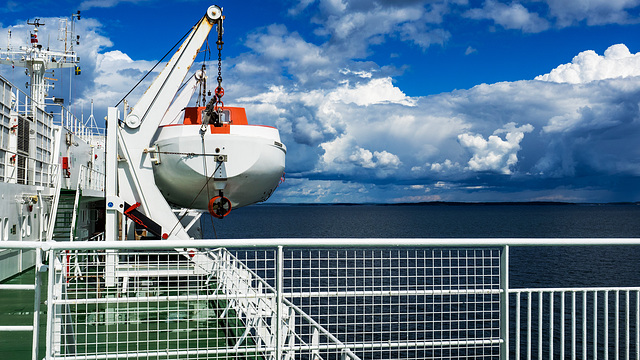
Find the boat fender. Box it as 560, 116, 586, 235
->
208, 195, 232, 219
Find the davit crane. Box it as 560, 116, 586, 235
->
105, 5, 286, 241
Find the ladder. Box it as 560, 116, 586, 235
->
0, 252, 46, 360
52, 189, 80, 241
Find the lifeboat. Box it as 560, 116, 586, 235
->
151, 106, 286, 215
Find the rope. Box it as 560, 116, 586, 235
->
168, 160, 222, 237
114, 21, 196, 107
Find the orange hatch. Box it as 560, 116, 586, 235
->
183, 106, 248, 133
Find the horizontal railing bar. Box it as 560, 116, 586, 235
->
510, 286, 640, 293
52, 292, 277, 305
284, 288, 502, 298
0, 284, 35, 290
339, 338, 503, 350
54, 288, 504, 306
0, 325, 33, 331
3, 238, 640, 250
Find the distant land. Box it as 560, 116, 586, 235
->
262, 201, 640, 206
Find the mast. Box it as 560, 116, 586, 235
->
0, 12, 81, 114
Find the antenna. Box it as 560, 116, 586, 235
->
27, 18, 45, 28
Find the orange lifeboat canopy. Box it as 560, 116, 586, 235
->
183, 106, 248, 134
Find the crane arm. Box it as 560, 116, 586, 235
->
123, 5, 222, 134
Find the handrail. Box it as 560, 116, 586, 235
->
2, 238, 639, 250
77, 164, 105, 193
46, 164, 62, 242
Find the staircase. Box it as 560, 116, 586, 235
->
52, 189, 79, 242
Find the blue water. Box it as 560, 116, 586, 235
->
203, 203, 640, 238
202, 203, 640, 288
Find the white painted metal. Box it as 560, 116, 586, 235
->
152, 124, 286, 209
113, 7, 218, 240
2, 239, 640, 359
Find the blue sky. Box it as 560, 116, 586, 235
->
3, 0, 640, 203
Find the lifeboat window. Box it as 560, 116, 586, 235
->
221, 110, 231, 124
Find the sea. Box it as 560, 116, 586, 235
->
202, 203, 640, 288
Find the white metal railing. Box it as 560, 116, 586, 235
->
77, 164, 105, 193
0, 148, 56, 187
1, 238, 640, 360
46, 102, 105, 144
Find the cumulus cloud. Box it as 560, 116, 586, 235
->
544, 0, 640, 27
458, 123, 534, 174
464, 0, 550, 33
536, 44, 640, 84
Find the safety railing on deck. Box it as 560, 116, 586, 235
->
77, 164, 105, 193
1, 238, 639, 360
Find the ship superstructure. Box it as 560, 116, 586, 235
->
0, 11, 105, 282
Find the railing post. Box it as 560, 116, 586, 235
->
276, 245, 283, 360
31, 249, 43, 360
500, 245, 509, 360
45, 248, 55, 360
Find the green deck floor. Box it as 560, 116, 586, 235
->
0, 267, 47, 360
1, 267, 263, 360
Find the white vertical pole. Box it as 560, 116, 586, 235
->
276, 245, 283, 360
572, 292, 576, 360
105, 107, 119, 240
31, 250, 42, 360
550, 291, 554, 358
561, 292, 565, 360
626, 291, 630, 360
583, 291, 587, 358
500, 245, 509, 360
105, 107, 119, 288
594, 291, 598, 360
527, 292, 531, 360
45, 249, 55, 359
538, 292, 542, 360
605, 291, 609, 359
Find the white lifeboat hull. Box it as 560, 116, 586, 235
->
152, 124, 286, 210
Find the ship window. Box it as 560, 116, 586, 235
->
2, 218, 7, 240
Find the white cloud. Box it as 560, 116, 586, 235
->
329, 77, 415, 106
458, 122, 534, 174
536, 44, 640, 84
320, 135, 401, 174
79, 0, 149, 10
464, 0, 550, 33
544, 0, 640, 26
246, 24, 329, 68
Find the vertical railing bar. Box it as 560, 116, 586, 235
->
276, 245, 283, 360
605, 291, 609, 360
45, 249, 55, 359
538, 292, 543, 360
626, 290, 630, 360
561, 291, 565, 360
617, 290, 620, 359
572, 291, 576, 360
500, 245, 509, 360
636, 290, 639, 360
594, 291, 598, 360
527, 291, 532, 360
31, 249, 42, 360
550, 291, 554, 359
583, 291, 587, 359
517, 293, 521, 360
